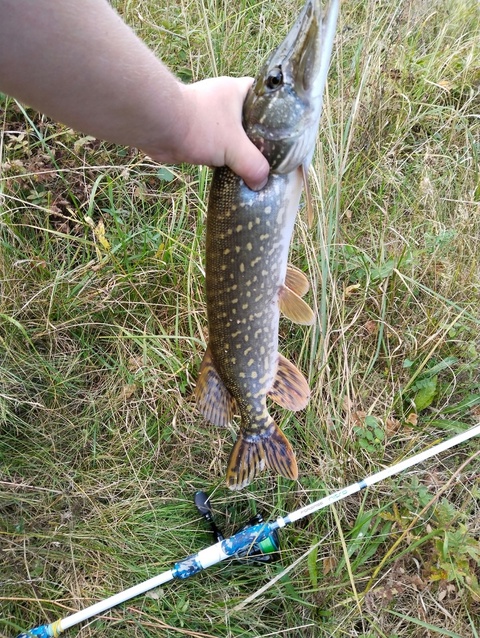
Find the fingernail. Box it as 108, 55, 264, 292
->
250, 176, 269, 191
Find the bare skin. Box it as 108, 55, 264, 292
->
0, 0, 269, 190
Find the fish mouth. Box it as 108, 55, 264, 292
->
261, 0, 338, 104
276, 0, 327, 100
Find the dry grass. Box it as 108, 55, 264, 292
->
1, 0, 480, 637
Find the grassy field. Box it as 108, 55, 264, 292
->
1, 0, 480, 636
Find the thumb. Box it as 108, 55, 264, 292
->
225, 76, 270, 190
226, 135, 270, 191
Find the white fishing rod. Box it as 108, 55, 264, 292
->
16, 423, 480, 638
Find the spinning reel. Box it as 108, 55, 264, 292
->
194, 491, 280, 563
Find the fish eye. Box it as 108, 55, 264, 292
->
265, 66, 283, 91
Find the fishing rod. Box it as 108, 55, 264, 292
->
17, 423, 480, 638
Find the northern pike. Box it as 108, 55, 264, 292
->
195, 0, 339, 490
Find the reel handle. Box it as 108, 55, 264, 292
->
194, 491, 224, 542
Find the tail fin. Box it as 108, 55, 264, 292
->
226, 421, 298, 490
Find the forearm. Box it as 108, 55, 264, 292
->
0, 0, 187, 159
0, 0, 269, 188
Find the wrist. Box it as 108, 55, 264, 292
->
138, 77, 190, 164
172, 82, 209, 166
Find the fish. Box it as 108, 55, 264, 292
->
195, 0, 339, 490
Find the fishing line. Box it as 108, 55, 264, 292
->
15, 422, 480, 638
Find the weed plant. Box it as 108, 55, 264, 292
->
1, 0, 479, 637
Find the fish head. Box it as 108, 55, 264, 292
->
244, 0, 339, 174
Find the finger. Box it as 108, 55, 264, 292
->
227, 139, 270, 191
227, 77, 269, 190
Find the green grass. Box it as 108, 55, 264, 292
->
1, 0, 480, 636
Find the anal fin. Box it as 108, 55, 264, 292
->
268, 353, 310, 411
226, 420, 298, 490
195, 345, 235, 427
279, 285, 315, 325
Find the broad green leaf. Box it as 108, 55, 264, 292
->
364, 415, 378, 428
414, 376, 437, 411
442, 394, 480, 414
157, 167, 175, 182
307, 541, 318, 588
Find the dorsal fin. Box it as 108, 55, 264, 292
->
285, 264, 310, 297
195, 345, 235, 427
279, 285, 315, 325
268, 353, 310, 411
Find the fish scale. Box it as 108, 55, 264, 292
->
195, 0, 339, 490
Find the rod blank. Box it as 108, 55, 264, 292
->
17, 423, 480, 638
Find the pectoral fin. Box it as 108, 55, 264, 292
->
279, 285, 315, 325
268, 353, 310, 411
285, 264, 310, 297
195, 345, 235, 427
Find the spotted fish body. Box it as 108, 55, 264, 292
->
195, 0, 339, 490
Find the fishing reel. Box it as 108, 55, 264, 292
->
194, 491, 280, 563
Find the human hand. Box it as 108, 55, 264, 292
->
176, 77, 270, 191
